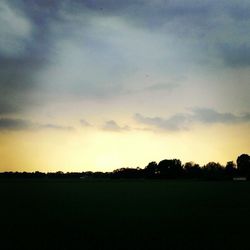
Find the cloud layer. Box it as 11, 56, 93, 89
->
0, 0, 249, 131
103, 120, 130, 132
0, 118, 73, 131
0, 1, 33, 56
135, 108, 250, 131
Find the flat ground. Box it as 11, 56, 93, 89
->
1, 179, 250, 250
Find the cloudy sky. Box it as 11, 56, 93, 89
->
0, 0, 250, 172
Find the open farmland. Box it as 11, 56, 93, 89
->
1, 179, 250, 250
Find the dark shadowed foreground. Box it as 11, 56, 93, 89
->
1, 179, 250, 250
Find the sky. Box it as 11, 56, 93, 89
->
0, 0, 250, 172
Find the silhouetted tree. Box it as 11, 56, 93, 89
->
225, 161, 237, 178
237, 154, 250, 176
157, 159, 183, 178
1, 154, 249, 181
203, 162, 224, 180
112, 167, 143, 178
144, 161, 158, 178
184, 162, 202, 178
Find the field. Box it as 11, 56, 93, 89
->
1, 179, 250, 250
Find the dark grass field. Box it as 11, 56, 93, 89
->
1, 179, 250, 250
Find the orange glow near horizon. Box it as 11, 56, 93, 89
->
0, 123, 249, 172
0, 0, 250, 173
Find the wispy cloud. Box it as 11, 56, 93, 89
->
135, 113, 188, 131
135, 108, 250, 131
38, 123, 73, 131
102, 120, 130, 132
145, 83, 179, 92
80, 119, 92, 127
0, 118, 73, 131
191, 108, 250, 124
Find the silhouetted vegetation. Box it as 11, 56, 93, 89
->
237, 154, 250, 176
1, 154, 250, 250
1, 153, 249, 180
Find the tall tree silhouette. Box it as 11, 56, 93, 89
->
203, 162, 224, 180
144, 161, 158, 178
157, 159, 183, 178
225, 161, 236, 178
237, 154, 250, 176
184, 162, 202, 178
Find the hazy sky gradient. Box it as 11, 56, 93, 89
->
0, 0, 250, 171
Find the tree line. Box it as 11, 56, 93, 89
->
0, 153, 250, 180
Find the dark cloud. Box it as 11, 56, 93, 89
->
135, 108, 250, 131
228, 4, 250, 21
0, 118, 73, 131
0, 56, 43, 91
0, 0, 55, 115
0, 118, 33, 131
0, 0, 33, 56
1, 0, 250, 117
78, 0, 213, 28
10, 0, 215, 30
103, 120, 130, 132
0, 99, 21, 115
0, 56, 46, 114
218, 44, 250, 67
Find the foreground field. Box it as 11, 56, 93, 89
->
1, 179, 250, 250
